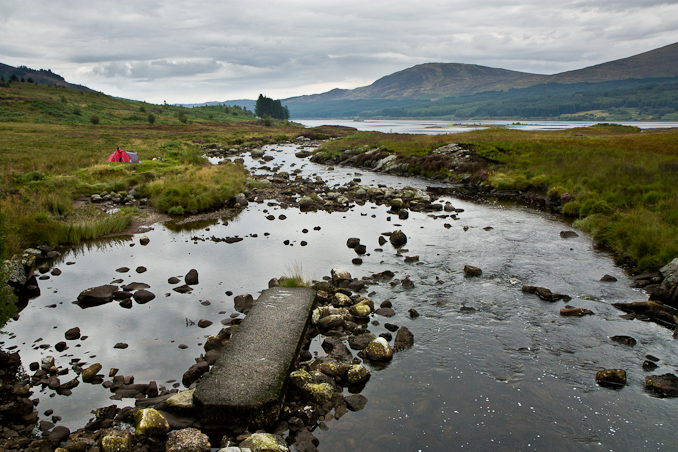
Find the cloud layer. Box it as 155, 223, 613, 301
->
1, 1, 676, 103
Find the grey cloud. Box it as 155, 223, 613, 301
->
0, 0, 676, 103
91, 59, 222, 79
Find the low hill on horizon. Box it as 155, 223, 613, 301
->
0, 63, 94, 92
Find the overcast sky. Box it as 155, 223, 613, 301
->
1, 1, 676, 104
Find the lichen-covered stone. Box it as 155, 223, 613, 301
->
302, 382, 335, 404
133, 408, 169, 438
289, 370, 312, 388
165, 389, 195, 411
99, 428, 133, 452
239, 433, 289, 452
349, 298, 374, 317
331, 268, 351, 282
165, 428, 210, 452
331, 292, 352, 307
347, 364, 371, 384
364, 337, 394, 361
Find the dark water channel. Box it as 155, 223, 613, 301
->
3, 143, 677, 451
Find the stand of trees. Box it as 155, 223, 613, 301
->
255, 94, 290, 120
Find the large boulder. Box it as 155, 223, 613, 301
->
650, 258, 678, 308
76, 285, 118, 308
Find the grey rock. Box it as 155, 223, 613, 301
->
185, 269, 199, 285
76, 285, 118, 308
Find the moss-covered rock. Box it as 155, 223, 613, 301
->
331, 292, 352, 307
347, 364, 371, 384
595, 369, 626, 389
363, 337, 394, 361
289, 369, 313, 388
301, 382, 335, 404
349, 298, 374, 317
133, 408, 169, 438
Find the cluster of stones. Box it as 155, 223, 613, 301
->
0, 262, 415, 451
597, 258, 678, 396
308, 142, 577, 214
3, 245, 64, 309
89, 188, 147, 207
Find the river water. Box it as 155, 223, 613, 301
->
3, 138, 677, 451
296, 118, 678, 134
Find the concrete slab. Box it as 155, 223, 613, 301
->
194, 286, 317, 427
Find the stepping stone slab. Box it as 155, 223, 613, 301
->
194, 286, 316, 427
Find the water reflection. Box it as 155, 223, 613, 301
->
2, 143, 677, 451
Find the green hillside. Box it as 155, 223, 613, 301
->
0, 79, 255, 125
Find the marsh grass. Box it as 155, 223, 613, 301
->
141, 163, 248, 214
279, 262, 310, 287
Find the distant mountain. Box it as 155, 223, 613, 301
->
284, 42, 678, 119
547, 42, 678, 84
287, 42, 678, 104
0, 63, 93, 91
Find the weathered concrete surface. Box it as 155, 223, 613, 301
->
194, 286, 316, 427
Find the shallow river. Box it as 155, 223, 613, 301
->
3, 142, 677, 451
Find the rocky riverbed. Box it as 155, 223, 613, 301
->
2, 139, 678, 451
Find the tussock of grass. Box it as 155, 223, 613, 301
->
279, 262, 310, 287
141, 163, 247, 214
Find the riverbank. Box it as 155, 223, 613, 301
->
312, 124, 678, 273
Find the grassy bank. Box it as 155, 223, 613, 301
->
0, 80, 327, 261
318, 124, 678, 272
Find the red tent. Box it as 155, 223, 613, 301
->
107, 148, 131, 163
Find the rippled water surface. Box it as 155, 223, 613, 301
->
3, 143, 677, 451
